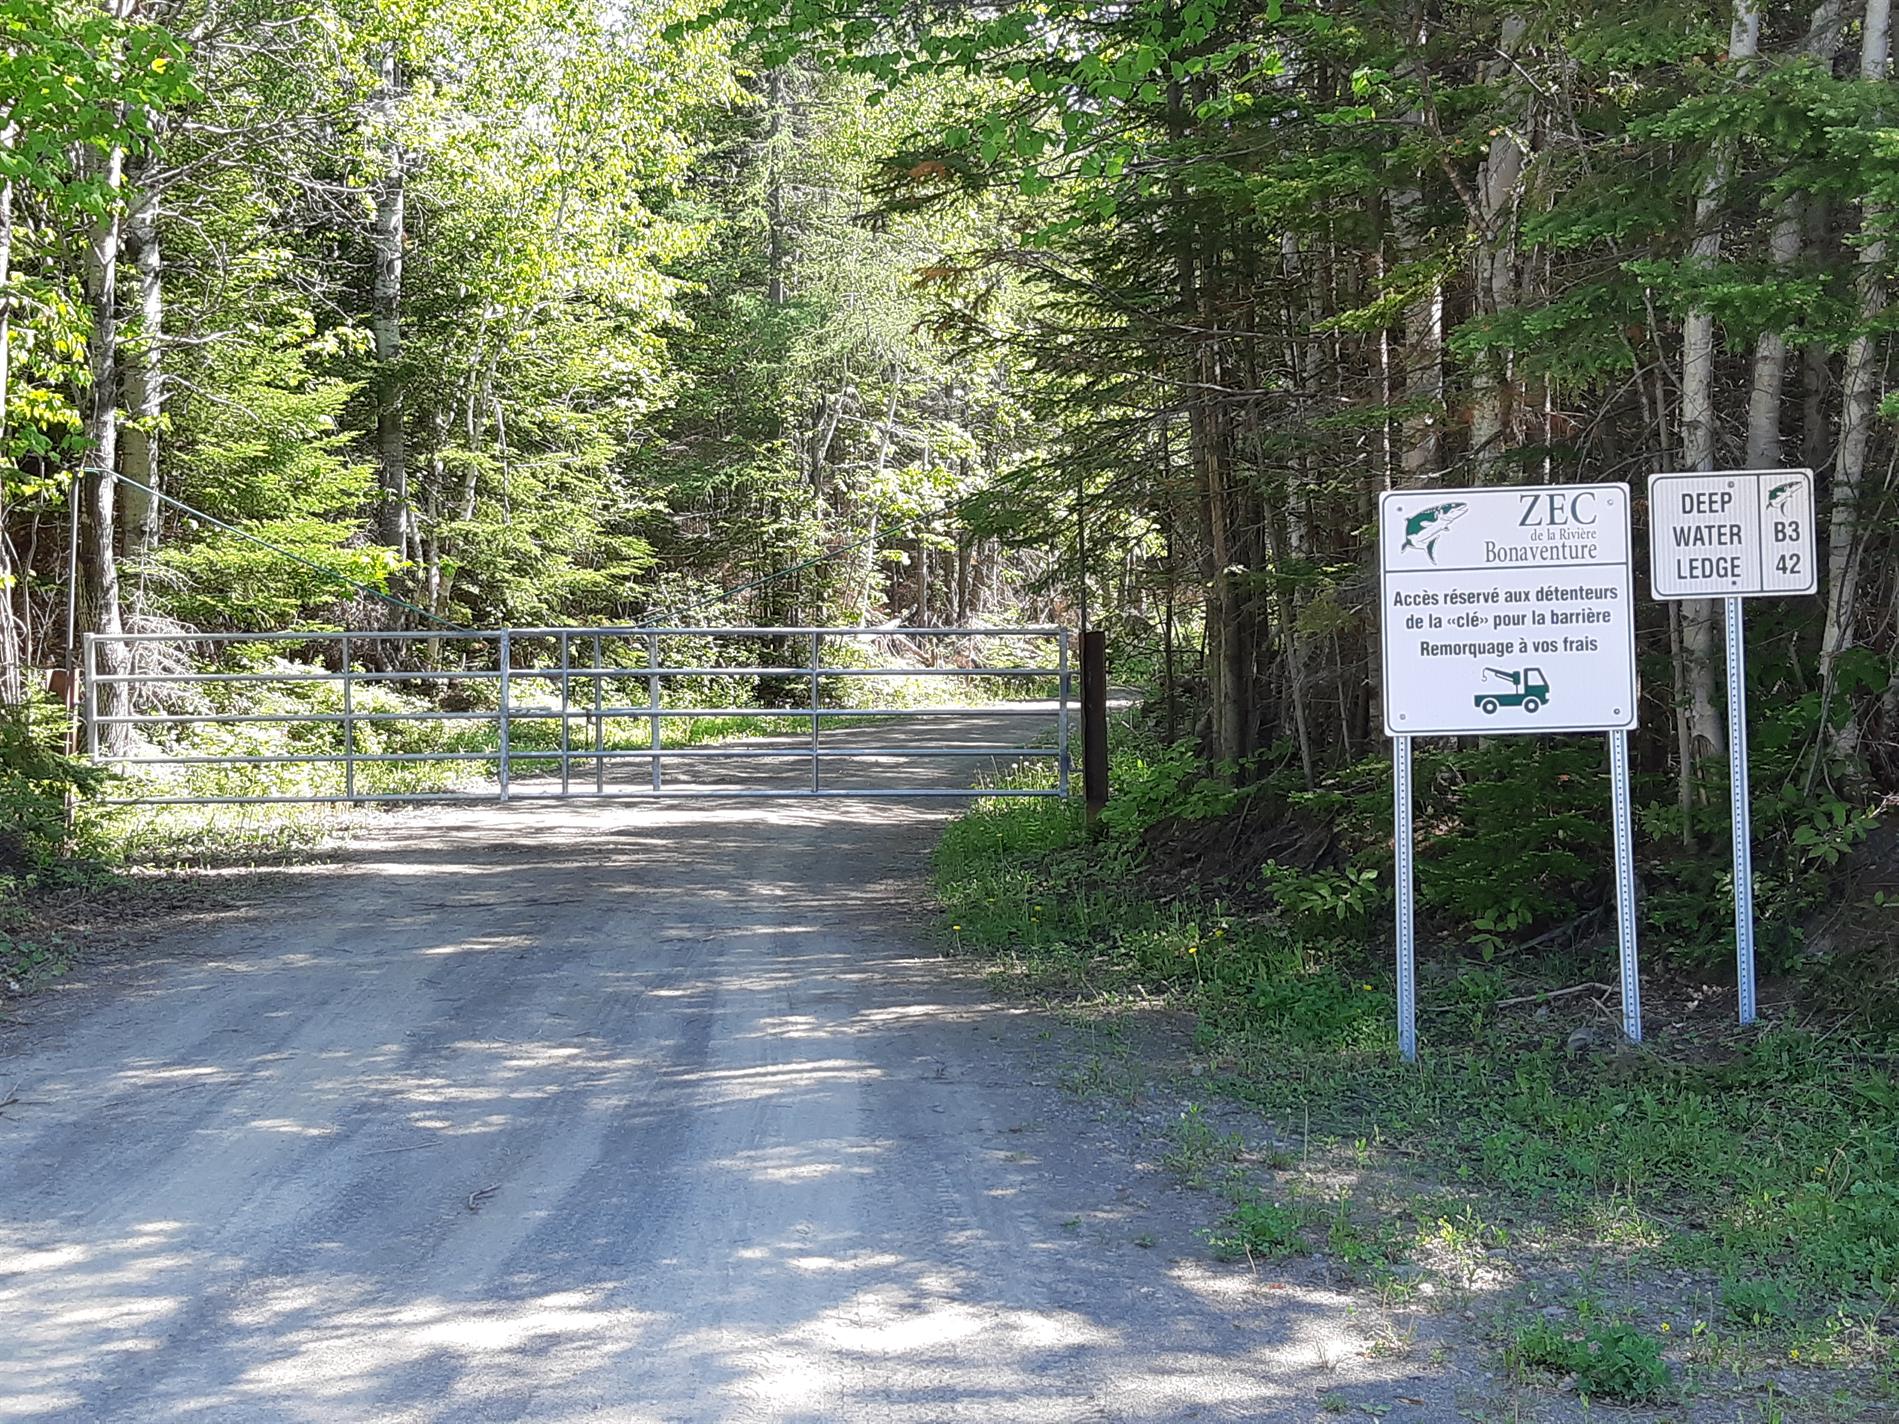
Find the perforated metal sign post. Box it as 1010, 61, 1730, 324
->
1647, 468, 1817, 1027
1380, 484, 1642, 1061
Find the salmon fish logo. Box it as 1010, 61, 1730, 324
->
1766, 480, 1799, 515
1401, 502, 1468, 563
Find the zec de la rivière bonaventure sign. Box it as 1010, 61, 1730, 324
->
1378, 484, 1637, 738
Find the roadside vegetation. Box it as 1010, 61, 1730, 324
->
937, 725, 1899, 1417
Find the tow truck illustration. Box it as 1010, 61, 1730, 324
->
1474, 666, 1549, 715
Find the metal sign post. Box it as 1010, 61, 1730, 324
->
1393, 734, 1417, 1061
1647, 468, 1816, 1026
1609, 729, 1643, 1042
1725, 597, 1756, 1023
1379, 483, 1640, 1059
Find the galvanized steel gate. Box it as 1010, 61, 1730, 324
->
82, 626, 1071, 806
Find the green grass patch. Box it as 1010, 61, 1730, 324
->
934, 780, 1899, 1320
1509, 1319, 1673, 1402
1205, 1198, 1311, 1261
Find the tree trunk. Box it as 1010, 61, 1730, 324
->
81, 129, 130, 751
765, 68, 788, 308
1816, 0, 1891, 760
0, 114, 21, 703
372, 46, 411, 570
1743, 3, 1839, 470
1677, 0, 1762, 770
1394, 14, 1441, 482
1468, 15, 1529, 475
119, 185, 163, 563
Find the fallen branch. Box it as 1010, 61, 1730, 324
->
467, 1184, 499, 1213
1492, 982, 1615, 1009
1421, 981, 1617, 1014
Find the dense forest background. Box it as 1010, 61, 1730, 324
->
4, 0, 1897, 962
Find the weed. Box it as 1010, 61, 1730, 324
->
1162, 1104, 1244, 1187
1205, 1198, 1310, 1261
1722, 1277, 1798, 1329
1510, 1319, 1672, 1402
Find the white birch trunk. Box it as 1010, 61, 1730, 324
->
81, 133, 130, 751
1743, 3, 1839, 469
1677, 0, 1762, 767
119, 186, 162, 562
372, 46, 410, 566
1816, 0, 1891, 757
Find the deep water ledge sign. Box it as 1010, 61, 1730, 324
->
1646, 468, 1817, 1031
1379, 484, 1642, 1061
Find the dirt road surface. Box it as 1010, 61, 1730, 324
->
2, 716, 1455, 1422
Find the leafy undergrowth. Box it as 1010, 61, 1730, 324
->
935, 777, 1899, 1415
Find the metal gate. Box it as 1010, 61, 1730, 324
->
82, 625, 1071, 805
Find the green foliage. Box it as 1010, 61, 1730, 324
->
0, 698, 102, 874
1510, 1320, 1672, 1403
1205, 1198, 1310, 1261
1257, 861, 1381, 939
1721, 1276, 1798, 1328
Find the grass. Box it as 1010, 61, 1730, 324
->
933, 782, 1899, 1402
1509, 1319, 1673, 1402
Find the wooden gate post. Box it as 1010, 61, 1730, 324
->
1081, 628, 1108, 822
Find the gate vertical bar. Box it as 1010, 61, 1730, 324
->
1609, 729, 1642, 1043
497, 631, 512, 803
1726, 596, 1757, 1024
1056, 629, 1071, 797
646, 631, 662, 791
809, 631, 822, 793
559, 631, 572, 796
82, 633, 98, 760
341, 634, 355, 801
593, 633, 604, 795
1393, 734, 1416, 1063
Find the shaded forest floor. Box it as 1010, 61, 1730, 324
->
934, 794, 1899, 1422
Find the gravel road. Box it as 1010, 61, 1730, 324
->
2, 714, 1455, 1422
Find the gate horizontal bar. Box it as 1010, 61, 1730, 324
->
90, 703, 1059, 728
97, 787, 1065, 806
99, 745, 1060, 767
95, 625, 1062, 644
90, 665, 1060, 686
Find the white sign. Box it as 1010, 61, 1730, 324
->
1379, 484, 1637, 737
1647, 468, 1816, 599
